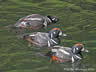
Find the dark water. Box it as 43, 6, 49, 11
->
0, 0, 96, 72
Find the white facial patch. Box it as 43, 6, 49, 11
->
59, 32, 62, 36
81, 48, 85, 51
76, 48, 79, 50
